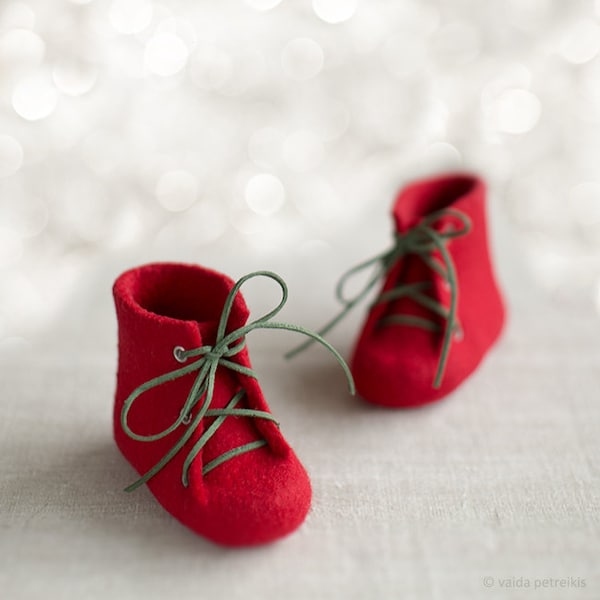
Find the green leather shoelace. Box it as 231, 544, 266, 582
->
287, 209, 471, 388
121, 270, 355, 492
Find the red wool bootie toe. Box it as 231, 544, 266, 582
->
113, 264, 353, 546
289, 173, 505, 408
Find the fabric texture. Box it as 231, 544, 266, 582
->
1, 270, 599, 599
113, 263, 311, 546
352, 174, 506, 407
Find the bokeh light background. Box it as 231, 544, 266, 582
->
1, 0, 600, 351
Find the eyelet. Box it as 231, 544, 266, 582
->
173, 346, 187, 363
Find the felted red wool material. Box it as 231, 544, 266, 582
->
351, 174, 506, 407
113, 263, 312, 546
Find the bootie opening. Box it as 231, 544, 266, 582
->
120, 263, 247, 329
395, 173, 481, 228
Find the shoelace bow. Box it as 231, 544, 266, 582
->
287, 209, 471, 389
121, 270, 355, 493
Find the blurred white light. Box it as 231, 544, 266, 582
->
81, 130, 125, 175
245, 0, 282, 10
52, 60, 97, 96
12, 73, 58, 121
431, 22, 480, 65
1, 2, 35, 29
0, 135, 24, 178
242, 217, 302, 252
281, 37, 324, 80
527, 237, 574, 291
144, 32, 188, 76
0, 227, 23, 268
506, 177, 555, 227
109, 0, 153, 35
245, 173, 285, 216
190, 44, 232, 90
595, 279, 600, 314
58, 180, 119, 243
156, 17, 197, 50
312, 0, 357, 24
219, 48, 266, 97
559, 19, 600, 64
423, 142, 462, 171
581, 60, 600, 106
4, 196, 48, 237
283, 130, 324, 172
381, 33, 427, 78
230, 210, 266, 236
293, 179, 340, 223
0, 29, 45, 69
81, 131, 123, 175
156, 169, 198, 211
569, 182, 600, 225
488, 88, 541, 134
358, 79, 430, 144
107, 205, 143, 248
347, 4, 387, 54
1, 0, 599, 335
157, 201, 228, 247
312, 98, 350, 140
248, 127, 284, 168
4, 275, 45, 325
188, 202, 228, 244
480, 63, 532, 107
422, 97, 449, 139
298, 239, 332, 258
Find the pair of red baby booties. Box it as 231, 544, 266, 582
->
113, 173, 505, 546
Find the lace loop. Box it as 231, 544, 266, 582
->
286, 209, 471, 388
121, 270, 354, 492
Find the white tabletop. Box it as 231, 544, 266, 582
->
1, 253, 599, 599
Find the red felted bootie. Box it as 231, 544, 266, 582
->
289, 173, 505, 407
351, 174, 505, 406
113, 264, 352, 546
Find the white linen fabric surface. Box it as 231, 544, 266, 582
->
1, 241, 599, 600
